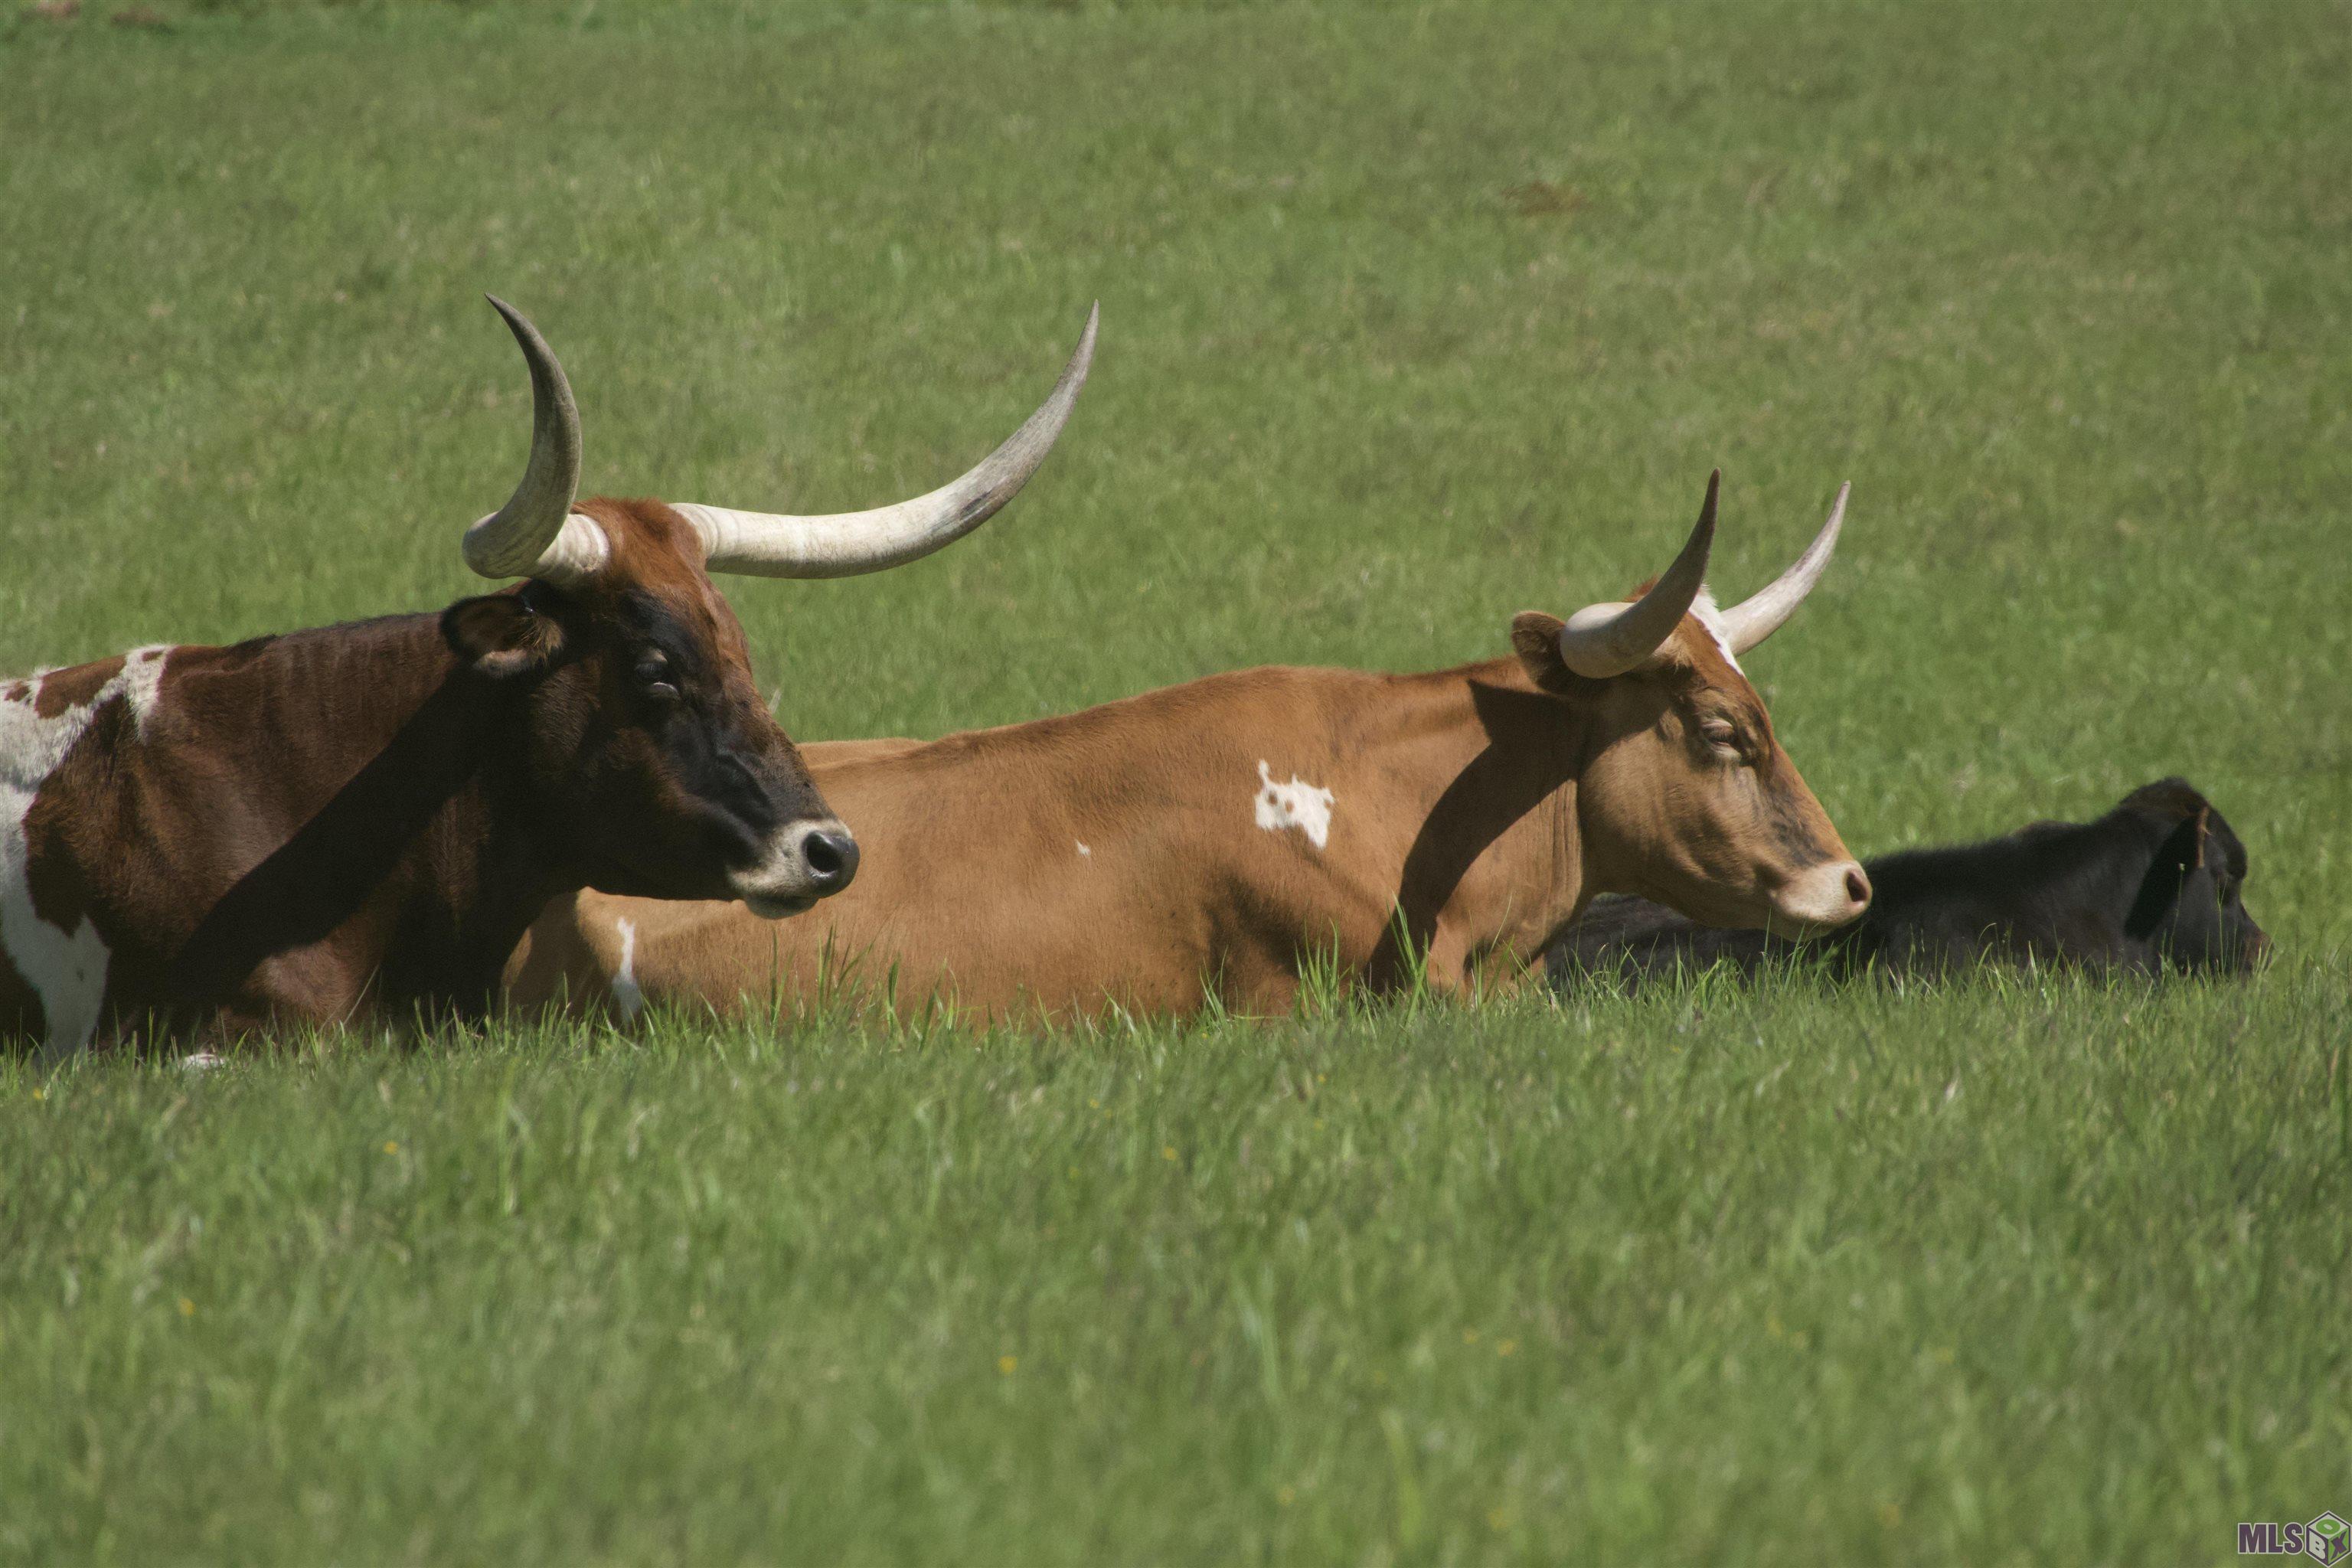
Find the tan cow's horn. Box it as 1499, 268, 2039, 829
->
462, 296, 609, 583
671, 303, 1097, 580
1717, 482, 1847, 655
1555, 470, 1720, 679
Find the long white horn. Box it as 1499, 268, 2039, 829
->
673, 304, 1098, 580
1555, 470, 1720, 679
462, 296, 609, 583
1717, 482, 1847, 655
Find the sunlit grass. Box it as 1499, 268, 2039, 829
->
4, 965, 2347, 1562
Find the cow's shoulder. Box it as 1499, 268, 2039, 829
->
2, 645, 183, 788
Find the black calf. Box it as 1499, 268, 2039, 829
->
1555, 779, 2268, 988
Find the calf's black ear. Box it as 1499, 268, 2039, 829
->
2125, 807, 2215, 940
444, 594, 567, 679
2153, 805, 2213, 879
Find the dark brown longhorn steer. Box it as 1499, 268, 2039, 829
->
508, 474, 1872, 1022
2, 299, 1095, 1057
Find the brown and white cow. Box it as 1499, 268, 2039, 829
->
507, 473, 1871, 1022
1, 298, 1095, 1057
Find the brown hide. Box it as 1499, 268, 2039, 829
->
5, 296, 1090, 1057
1, 499, 836, 1056
509, 621, 1860, 1024
5, 625, 564, 1046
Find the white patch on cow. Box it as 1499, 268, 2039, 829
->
1687, 590, 1743, 675
1253, 760, 1335, 851
2, 647, 173, 1059
122, 645, 172, 737
610, 916, 645, 1022
1075, 840, 1092, 858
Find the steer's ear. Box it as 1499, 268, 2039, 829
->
444, 593, 566, 678
1511, 612, 1579, 696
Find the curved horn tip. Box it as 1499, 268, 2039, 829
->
1066, 301, 1101, 379
1713, 477, 1851, 656
483, 293, 533, 341
1553, 488, 1718, 680
462, 292, 585, 580
683, 304, 1099, 580
1020, 299, 1099, 420
1689, 471, 1721, 550
1693, 469, 1722, 533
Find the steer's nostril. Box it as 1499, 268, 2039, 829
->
1844, 867, 1872, 907
802, 827, 860, 893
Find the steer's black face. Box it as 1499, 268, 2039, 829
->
446, 498, 857, 918
2120, 782, 2269, 973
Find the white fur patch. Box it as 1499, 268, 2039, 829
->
1253, 760, 1335, 851
122, 645, 171, 737
610, 916, 645, 1022
1074, 840, 1091, 858
1688, 590, 1743, 674
2, 646, 173, 1059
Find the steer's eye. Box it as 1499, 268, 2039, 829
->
1699, 718, 1742, 759
635, 656, 680, 707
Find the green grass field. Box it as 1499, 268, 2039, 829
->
5, 0, 2350, 1560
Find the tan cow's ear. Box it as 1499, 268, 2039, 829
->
444, 593, 566, 679
1511, 612, 1579, 696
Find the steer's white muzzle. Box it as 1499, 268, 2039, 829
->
729, 817, 860, 917
1766, 859, 1873, 936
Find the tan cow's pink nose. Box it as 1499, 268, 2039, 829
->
1772, 859, 1872, 932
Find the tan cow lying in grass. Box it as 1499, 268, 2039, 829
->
506, 474, 1870, 1022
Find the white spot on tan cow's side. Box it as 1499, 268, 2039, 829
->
610, 916, 645, 1022
2, 645, 174, 1058
1075, 840, 1092, 858
1254, 760, 1335, 851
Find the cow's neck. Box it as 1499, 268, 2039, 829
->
1311, 658, 1593, 995
152, 613, 563, 1027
